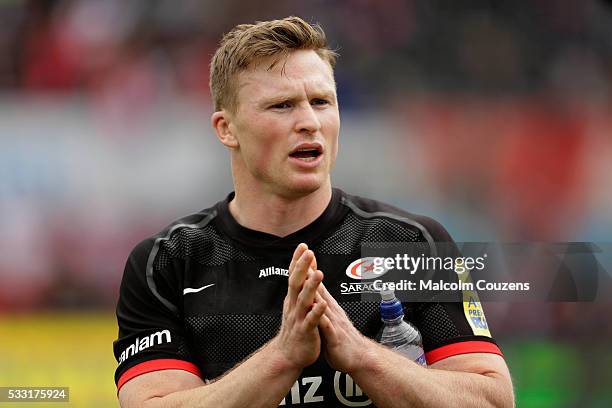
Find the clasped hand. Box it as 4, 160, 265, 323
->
273, 243, 371, 374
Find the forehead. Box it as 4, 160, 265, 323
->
235, 50, 336, 104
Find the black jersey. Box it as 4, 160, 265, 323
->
113, 188, 502, 406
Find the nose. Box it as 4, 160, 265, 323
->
294, 103, 321, 134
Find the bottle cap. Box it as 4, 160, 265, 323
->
380, 289, 395, 301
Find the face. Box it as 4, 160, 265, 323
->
223, 49, 340, 198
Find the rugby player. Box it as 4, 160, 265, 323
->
113, 16, 514, 407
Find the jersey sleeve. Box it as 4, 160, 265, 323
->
113, 238, 201, 391
407, 216, 504, 365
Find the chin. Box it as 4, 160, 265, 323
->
279, 176, 326, 198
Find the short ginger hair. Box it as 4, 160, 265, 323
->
209, 16, 338, 112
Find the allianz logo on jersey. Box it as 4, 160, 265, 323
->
259, 266, 289, 278
341, 257, 389, 295
279, 371, 371, 406
118, 330, 171, 364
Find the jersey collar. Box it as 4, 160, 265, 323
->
214, 188, 347, 251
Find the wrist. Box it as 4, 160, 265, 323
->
349, 339, 385, 378
347, 338, 377, 377
265, 337, 304, 376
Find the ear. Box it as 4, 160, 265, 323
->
211, 110, 239, 148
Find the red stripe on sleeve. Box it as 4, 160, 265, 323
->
117, 359, 202, 391
425, 341, 503, 365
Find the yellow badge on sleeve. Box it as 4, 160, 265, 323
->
457, 265, 492, 337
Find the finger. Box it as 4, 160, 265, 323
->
288, 249, 313, 305
318, 282, 341, 313
316, 285, 333, 316
288, 244, 308, 280
296, 269, 323, 317
309, 251, 318, 272
313, 290, 325, 306
318, 314, 338, 345
304, 296, 327, 330
314, 291, 330, 320
289, 243, 308, 274
316, 284, 326, 299
317, 282, 329, 299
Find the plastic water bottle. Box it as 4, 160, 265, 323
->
379, 289, 427, 367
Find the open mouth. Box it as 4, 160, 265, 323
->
289, 146, 323, 162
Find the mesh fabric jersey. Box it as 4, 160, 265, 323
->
113, 188, 503, 406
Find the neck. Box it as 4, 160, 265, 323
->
229, 183, 333, 238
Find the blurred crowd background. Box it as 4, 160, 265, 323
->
0, 0, 611, 406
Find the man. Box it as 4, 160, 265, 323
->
113, 16, 514, 407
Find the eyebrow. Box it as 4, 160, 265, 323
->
259, 90, 337, 106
